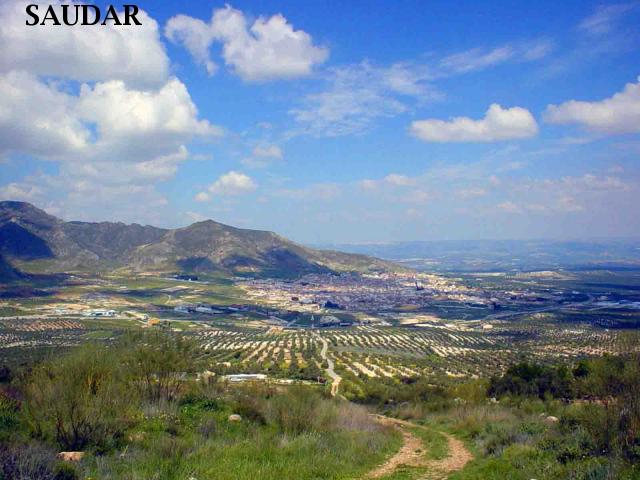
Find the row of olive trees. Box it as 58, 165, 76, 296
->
22, 332, 201, 451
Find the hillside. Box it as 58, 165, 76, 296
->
0, 201, 401, 277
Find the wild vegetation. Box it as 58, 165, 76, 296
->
338, 352, 640, 479
0, 332, 399, 480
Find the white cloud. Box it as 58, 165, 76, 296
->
184, 211, 208, 223
544, 77, 640, 134
0, 71, 89, 158
241, 144, 283, 168
194, 191, 211, 202
253, 145, 282, 159
383, 174, 415, 187
411, 104, 538, 142
0, 72, 220, 175
0, 182, 44, 202
0, 1, 225, 224
276, 183, 341, 201
401, 190, 430, 204
198, 171, 257, 199
579, 3, 637, 35
76, 78, 222, 161
0, 0, 169, 88
438, 40, 553, 74
291, 61, 438, 137
457, 187, 487, 199
357, 173, 416, 190
166, 5, 328, 82
439, 46, 514, 74
496, 201, 522, 213
164, 14, 218, 75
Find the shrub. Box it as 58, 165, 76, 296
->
22, 344, 135, 451
125, 332, 200, 404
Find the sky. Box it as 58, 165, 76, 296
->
0, 0, 639, 244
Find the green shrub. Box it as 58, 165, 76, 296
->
22, 345, 135, 451
52, 461, 78, 480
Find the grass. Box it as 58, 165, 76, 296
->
411, 426, 448, 461
0, 334, 403, 480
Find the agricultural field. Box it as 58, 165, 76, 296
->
0, 269, 638, 381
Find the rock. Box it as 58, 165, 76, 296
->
57, 451, 84, 462
128, 432, 145, 442
544, 415, 559, 424
228, 414, 242, 422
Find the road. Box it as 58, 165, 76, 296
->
312, 331, 341, 397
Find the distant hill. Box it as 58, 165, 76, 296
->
0, 253, 23, 282
319, 239, 640, 272
0, 201, 401, 277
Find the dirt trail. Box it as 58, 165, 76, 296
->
422, 433, 473, 479
366, 415, 473, 480
313, 332, 472, 479
366, 416, 428, 478
313, 331, 341, 396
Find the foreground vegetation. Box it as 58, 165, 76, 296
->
0, 327, 638, 479
343, 352, 640, 479
0, 333, 399, 480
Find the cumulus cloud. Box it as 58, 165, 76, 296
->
0, 0, 169, 88
544, 77, 640, 134
0, 1, 221, 222
164, 14, 218, 75
76, 78, 222, 161
0, 72, 220, 171
196, 171, 257, 201
411, 104, 538, 142
166, 5, 328, 82
0, 71, 89, 158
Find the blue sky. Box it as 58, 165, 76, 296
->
1, 1, 639, 243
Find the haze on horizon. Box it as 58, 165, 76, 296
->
1, 0, 639, 244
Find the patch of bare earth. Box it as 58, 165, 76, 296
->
365, 415, 473, 480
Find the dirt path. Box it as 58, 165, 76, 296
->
312, 333, 472, 479
313, 331, 341, 396
366, 415, 473, 480
366, 416, 428, 478
422, 433, 473, 479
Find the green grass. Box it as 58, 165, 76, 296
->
412, 425, 448, 461
78, 401, 402, 480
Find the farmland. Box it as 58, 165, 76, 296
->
1, 268, 638, 383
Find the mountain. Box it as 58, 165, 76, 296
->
0, 253, 23, 282
0, 201, 400, 277
320, 239, 640, 272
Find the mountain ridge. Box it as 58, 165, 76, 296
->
0, 201, 402, 278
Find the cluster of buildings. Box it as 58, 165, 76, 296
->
239, 272, 482, 314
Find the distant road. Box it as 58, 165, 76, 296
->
313, 331, 341, 396
482, 294, 596, 321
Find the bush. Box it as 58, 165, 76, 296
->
265, 387, 333, 435
22, 344, 135, 451
0, 441, 59, 480
125, 332, 200, 403
488, 362, 574, 400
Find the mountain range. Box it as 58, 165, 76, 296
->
0, 201, 399, 279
